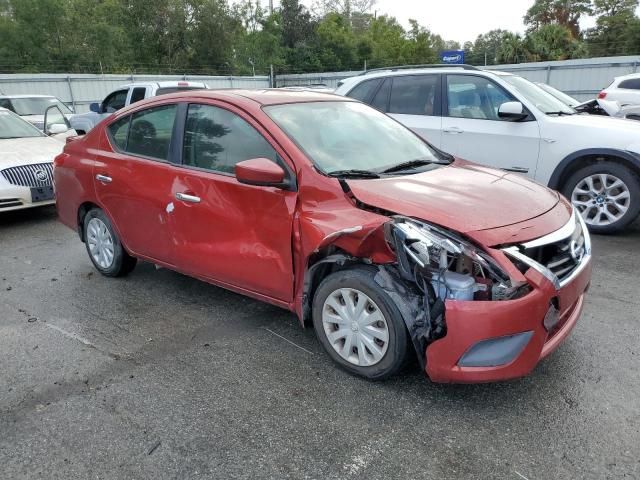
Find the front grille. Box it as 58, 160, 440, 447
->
1, 163, 53, 187
503, 212, 590, 287
522, 221, 585, 282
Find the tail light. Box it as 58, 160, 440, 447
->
598, 91, 607, 99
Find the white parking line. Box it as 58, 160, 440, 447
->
263, 327, 314, 355
45, 323, 95, 348
515, 471, 530, 480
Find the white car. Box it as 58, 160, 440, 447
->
599, 73, 640, 107
0, 95, 74, 131
70, 80, 208, 134
335, 65, 640, 233
0, 107, 71, 212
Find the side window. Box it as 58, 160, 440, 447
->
102, 90, 128, 113
183, 104, 277, 175
130, 87, 147, 104
107, 116, 130, 150
0, 99, 13, 111
346, 79, 381, 102
370, 79, 391, 112
619, 78, 640, 90
389, 75, 439, 116
447, 75, 515, 120
127, 105, 177, 160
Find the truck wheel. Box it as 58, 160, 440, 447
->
83, 208, 137, 277
312, 266, 410, 380
562, 162, 640, 234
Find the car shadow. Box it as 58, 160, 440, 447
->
0, 205, 57, 228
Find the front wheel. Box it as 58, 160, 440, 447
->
83, 208, 137, 277
563, 162, 640, 234
312, 267, 410, 380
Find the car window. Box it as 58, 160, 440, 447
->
103, 90, 128, 113
389, 75, 438, 116
619, 78, 640, 90
126, 105, 177, 160
107, 116, 131, 150
346, 79, 381, 103
370, 79, 391, 112
130, 87, 147, 104
183, 104, 277, 175
0, 99, 13, 111
447, 75, 515, 120
0, 109, 44, 138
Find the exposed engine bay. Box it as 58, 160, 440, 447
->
381, 217, 530, 346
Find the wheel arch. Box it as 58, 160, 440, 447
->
548, 148, 640, 191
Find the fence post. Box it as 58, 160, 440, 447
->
546, 65, 551, 84
270, 64, 275, 88
66, 76, 76, 111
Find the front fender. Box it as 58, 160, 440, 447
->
548, 148, 640, 190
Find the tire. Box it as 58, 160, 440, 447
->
562, 161, 640, 234
312, 266, 410, 380
83, 208, 137, 277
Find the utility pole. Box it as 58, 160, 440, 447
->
269, 0, 273, 14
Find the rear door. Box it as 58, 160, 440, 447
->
168, 102, 297, 301
93, 103, 179, 264
385, 74, 443, 148
441, 74, 540, 176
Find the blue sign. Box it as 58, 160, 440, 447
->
440, 50, 465, 64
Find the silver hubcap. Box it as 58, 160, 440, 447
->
87, 218, 115, 269
322, 288, 389, 366
572, 173, 630, 227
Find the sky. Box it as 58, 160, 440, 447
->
268, 0, 640, 45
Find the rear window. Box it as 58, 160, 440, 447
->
618, 79, 640, 90
156, 86, 206, 96
346, 79, 381, 102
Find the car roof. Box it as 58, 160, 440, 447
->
615, 72, 640, 80
119, 81, 208, 89
156, 88, 351, 106
0, 94, 57, 99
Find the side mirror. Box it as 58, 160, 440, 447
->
89, 102, 101, 113
48, 123, 69, 135
498, 101, 528, 121
235, 158, 286, 187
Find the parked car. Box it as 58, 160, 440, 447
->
535, 82, 640, 121
54, 90, 591, 384
69, 81, 208, 134
0, 106, 72, 212
0, 94, 74, 131
335, 65, 640, 233
598, 72, 640, 106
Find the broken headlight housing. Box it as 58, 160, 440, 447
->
386, 218, 525, 301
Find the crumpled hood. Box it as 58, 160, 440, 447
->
0, 136, 65, 169
347, 159, 560, 233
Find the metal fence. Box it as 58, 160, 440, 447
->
0, 74, 270, 113
275, 56, 640, 101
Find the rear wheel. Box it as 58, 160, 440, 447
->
312, 267, 410, 380
83, 208, 137, 277
563, 162, 640, 234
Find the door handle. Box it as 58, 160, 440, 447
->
96, 174, 112, 183
443, 127, 464, 134
175, 192, 201, 204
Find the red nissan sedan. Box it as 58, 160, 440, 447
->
54, 90, 592, 383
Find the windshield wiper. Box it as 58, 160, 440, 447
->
378, 158, 440, 174
327, 169, 381, 179
546, 111, 575, 116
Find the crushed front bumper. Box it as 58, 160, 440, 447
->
424, 255, 592, 384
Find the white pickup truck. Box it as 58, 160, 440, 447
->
70, 81, 207, 134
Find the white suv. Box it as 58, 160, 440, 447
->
599, 73, 640, 107
335, 66, 640, 233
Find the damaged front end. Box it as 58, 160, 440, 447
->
377, 217, 531, 366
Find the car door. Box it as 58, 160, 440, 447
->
169, 102, 297, 302
94, 103, 179, 264
385, 75, 443, 148
441, 74, 541, 176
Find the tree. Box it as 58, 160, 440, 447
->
587, 0, 640, 56
526, 24, 583, 61
464, 29, 511, 65
524, 0, 592, 38
498, 33, 528, 64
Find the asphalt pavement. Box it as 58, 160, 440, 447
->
1, 206, 639, 479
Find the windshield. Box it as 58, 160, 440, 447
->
502, 75, 575, 115
535, 83, 580, 108
264, 101, 447, 175
0, 109, 45, 138
9, 97, 73, 116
